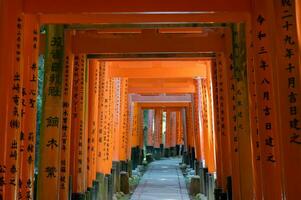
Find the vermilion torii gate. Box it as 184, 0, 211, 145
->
0, 0, 301, 200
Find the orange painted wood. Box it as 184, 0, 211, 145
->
87, 60, 100, 187
205, 64, 216, 174
19, 14, 39, 200
165, 110, 171, 148
108, 61, 208, 79
216, 53, 233, 192
147, 110, 154, 146
176, 112, 183, 145
24, 0, 251, 16
96, 62, 106, 174
170, 112, 177, 148
274, 1, 301, 198
211, 60, 223, 187
70, 54, 88, 193
36, 25, 65, 200
119, 78, 129, 161
58, 30, 74, 199
193, 79, 202, 161
112, 78, 121, 162
73, 31, 224, 54
154, 109, 163, 148
39, 12, 249, 24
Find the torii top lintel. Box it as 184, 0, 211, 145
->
24, 0, 251, 14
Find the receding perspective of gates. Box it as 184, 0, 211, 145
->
0, 0, 301, 200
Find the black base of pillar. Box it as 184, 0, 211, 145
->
153, 148, 161, 160
227, 176, 232, 200
72, 193, 86, 200
194, 160, 200, 175
214, 188, 223, 200
170, 147, 176, 157
106, 174, 113, 200
96, 173, 106, 200
164, 148, 170, 157
176, 145, 180, 156
160, 144, 164, 155
92, 180, 99, 200
146, 146, 154, 153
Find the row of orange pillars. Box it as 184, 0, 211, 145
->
1, 1, 301, 200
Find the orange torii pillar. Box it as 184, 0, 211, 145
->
153, 109, 163, 159
137, 106, 144, 165
118, 78, 130, 173
170, 112, 177, 157
186, 104, 196, 168
146, 110, 155, 153
96, 61, 109, 200
176, 111, 184, 156
192, 79, 204, 174
70, 54, 88, 199
36, 25, 66, 200
248, 1, 286, 199
17, 15, 40, 200
130, 103, 140, 169
164, 110, 172, 157
272, 1, 301, 199
214, 53, 233, 197
58, 31, 74, 200
87, 59, 100, 197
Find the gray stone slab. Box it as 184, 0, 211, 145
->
131, 158, 190, 200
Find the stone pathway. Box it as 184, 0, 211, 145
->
130, 158, 190, 200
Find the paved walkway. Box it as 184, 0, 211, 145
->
131, 158, 190, 200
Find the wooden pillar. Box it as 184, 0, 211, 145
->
216, 53, 233, 193
119, 78, 129, 162
112, 78, 121, 162
230, 23, 254, 199
193, 79, 204, 162
36, 25, 64, 199
165, 110, 171, 149
70, 54, 88, 194
16, 14, 40, 200
170, 112, 177, 149
211, 60, 223, 188
154, 109, 162, 149
87, 60, 100, 188
147, 110, 154, 147
274, 1, 301, 198
58, 30, 74, 199
176, 112, 183, 146
205, 63, 216, 174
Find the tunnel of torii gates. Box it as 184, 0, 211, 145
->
0, 0, 301, 200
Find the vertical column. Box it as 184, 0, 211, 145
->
119, 78, 129, 162
37, 25, 64, 200
170, 112, 177, 156
147, 110, 154, 151
112, 78, 121, 163
192, 80, 203, 163
58, 30, 74, 200
176, 111, 183, 156
211, 60, 223, 188
224, 28, 241, 200
87, 60, 100, 190
18, 15, 39, 200
154, 109, 162, 158
165, 110, 171, 156
251, 1, 286, 198
70, 54, 88, 196
216, 53, 233, 195
274, 1, 301, 198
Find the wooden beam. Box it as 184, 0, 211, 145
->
25, 0, 251, 14
72, 30, 225, 54
108, 61, 208, 78
128, 78, 196, 94
139, 102, 189, 109
130, 94, 192, 102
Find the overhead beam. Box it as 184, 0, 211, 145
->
38, 12, 250, 24
72, 30, 225, 54
131, 94, 192, 102
25, 0, 251, 14
138, 102, 190, 109
128, 78, 196, 94
108, 61, 208, 78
